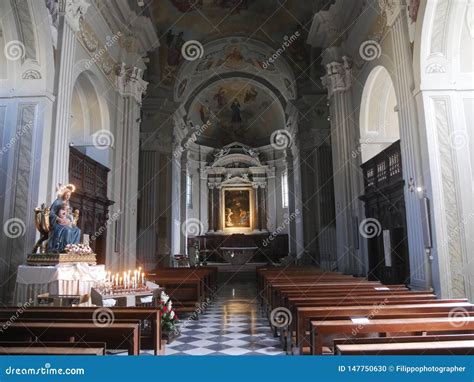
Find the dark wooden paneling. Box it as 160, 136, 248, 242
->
69, 147, 114, 264
360, 141, 409, 285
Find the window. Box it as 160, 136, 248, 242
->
281, 171, 289, 208
186, 173, 193, 208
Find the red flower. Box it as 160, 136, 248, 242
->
163, 306, 168, 313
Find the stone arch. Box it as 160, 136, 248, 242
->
359, 65, 400, 163
414, 0, 474, 299
70, 69, 112, 168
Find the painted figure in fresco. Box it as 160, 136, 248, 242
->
230, 99, 242, 123
48, 184, 81, 252
226, 46, 244, 63
214, 87, 227, 107
175, 32, 185, 52
244, 86, 258, 103
166, 29, 175, 47
199, 102, 211, 124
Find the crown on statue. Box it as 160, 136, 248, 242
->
56, 183, 76, 196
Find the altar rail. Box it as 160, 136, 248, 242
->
188, 233, 288, 264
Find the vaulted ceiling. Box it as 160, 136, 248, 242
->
147, 0, 331, 148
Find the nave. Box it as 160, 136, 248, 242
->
165, 275, 284, 356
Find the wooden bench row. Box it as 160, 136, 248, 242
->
147, 267, 218, 314
0, 307, 163, 355
257, 266, 474, 355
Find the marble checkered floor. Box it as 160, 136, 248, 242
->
163, 278, 285, 356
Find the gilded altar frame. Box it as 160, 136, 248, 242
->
221, 186, 254, 234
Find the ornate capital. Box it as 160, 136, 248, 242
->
61, 0, 90, 32
378, 0, 404, 27
322, 56, 352, 98
116, 63, 148, 104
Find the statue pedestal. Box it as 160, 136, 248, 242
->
26, 253, 97, 266
13, 263, 105, 305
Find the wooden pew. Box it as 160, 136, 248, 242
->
0, 341, 106, 355
310, 316, 474, 355
280, 293, 439, 351
0, 321, 140, 355
148, 268, 217, 314
271, 284, 409, 310
0, 307, 162, 355
294, 301, 473, 353
335, 340, 474, 355
151, 267, 218, 300
333, 333, 474, 348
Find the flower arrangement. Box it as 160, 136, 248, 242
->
159, 291, 178, 332
64, 243, 93, 256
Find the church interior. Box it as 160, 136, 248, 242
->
0, 0, 473, 357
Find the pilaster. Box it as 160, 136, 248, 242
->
380, 0, 430, 290
116, 64, 148, 270
322, 56, 358, 274
50, 0, 90, 197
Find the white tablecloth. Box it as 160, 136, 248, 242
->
13, 263, 106, 305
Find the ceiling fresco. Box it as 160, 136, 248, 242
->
152, 0, 314, 87
174, 38, 297, 103
187, 79, 285, 147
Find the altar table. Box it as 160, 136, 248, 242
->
220, 247, 258, 265
13, 263, 106, 305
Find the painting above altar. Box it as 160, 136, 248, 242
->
224, 189, 251, 231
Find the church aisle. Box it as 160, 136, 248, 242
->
164, 277, 285, 356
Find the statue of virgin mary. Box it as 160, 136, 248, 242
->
48, 184, 81, 252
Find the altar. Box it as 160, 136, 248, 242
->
13, 263, 106, 305
220, 247, 258, 265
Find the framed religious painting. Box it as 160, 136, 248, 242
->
222, 187, 253, 233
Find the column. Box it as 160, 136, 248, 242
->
50, 0, 90, 195
285, 150, 297, 256
379, 0, 430, 290
137, 149, 159, 270
215, 186, 222, 232
180, 154, 188, 253
322, 56, 357, 274
208, 185, 215, 232
260, 185, 267, 231
116, 65, 148, 269
252, 185, 259, 232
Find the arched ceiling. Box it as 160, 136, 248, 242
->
187, 78, 285, 147
151, 0, 318, 88
152, 0, 314, 44
174, 37, 297, 104
149, 0, 329, 149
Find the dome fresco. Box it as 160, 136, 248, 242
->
187, 78, 285, 147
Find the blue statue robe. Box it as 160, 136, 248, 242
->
48, 198, 81, 252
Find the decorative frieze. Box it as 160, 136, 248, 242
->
77, 19, 119, 85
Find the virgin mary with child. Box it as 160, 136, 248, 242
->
48, 184, 81, 252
